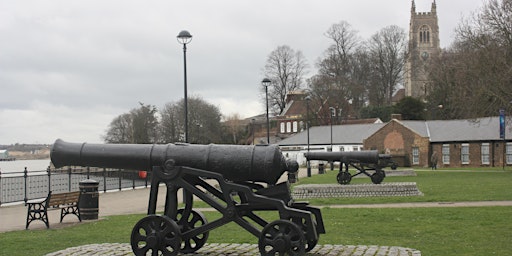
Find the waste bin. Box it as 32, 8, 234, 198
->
79, 179, 99, 220
318, 163, 325, 174
288, 172, 298, 183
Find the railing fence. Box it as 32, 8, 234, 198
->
0, 166, 150, 205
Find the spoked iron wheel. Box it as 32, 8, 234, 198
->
371, 170, 385, 184
131, 214, 181, 256
175, 208, 209, 253
258, 220, 305, 256
290, 216, 318, 252
337, 171, 352, 185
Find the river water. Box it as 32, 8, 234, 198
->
0, 159, 52, 175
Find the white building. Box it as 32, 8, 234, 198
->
278, 123, 385, 166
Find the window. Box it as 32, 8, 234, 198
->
286, 122, 291, 133
507, 143, 512, 164
412, 147, 419, 165
352, 146, 359, 151
292, 121, 298, 133
280, 122, 285, 133
442, 144, 450, 164
481, 143, 490, 165
419, 25, 430, 43
340, 146, 345, 152
461, 144, 470, 164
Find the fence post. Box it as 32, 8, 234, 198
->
103, 168, 107, 193
47, 166, 51, 194
68, 167, 72, 192
118, 169, 122, 191
132, 170, 135, 189
24, 167, 28, 203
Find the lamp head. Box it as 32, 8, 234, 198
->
261, 78, 271, 87
177, 30, 192, 44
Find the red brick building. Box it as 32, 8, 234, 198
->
364, 117, 512, 168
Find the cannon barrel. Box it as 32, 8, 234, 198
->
305, 150, 380, 163
51, 139, 297, 184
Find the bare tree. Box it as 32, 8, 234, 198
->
160, 96, 223, 144
221, 113, 247, 144
263, 45, 308, 115
103, 113, 133, 143
103, 102, 158, 144
427, 0, 512, 119
309, 21, 368, 121
367, 25, 407, 106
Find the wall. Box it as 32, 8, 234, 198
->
364, 120, 430, 167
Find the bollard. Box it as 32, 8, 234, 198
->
79, 179, 99, 220
287, 172, 298, 183
318, 163, 325, 174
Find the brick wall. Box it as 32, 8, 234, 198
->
364, 120, 430, 167
432, 141, 509, 167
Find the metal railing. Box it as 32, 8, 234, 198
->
0, 166, 151, 206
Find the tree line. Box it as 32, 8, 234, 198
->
103, 100, 247, 144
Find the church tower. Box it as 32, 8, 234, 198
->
404, 0, 441, 98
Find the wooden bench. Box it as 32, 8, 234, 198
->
26, 191, 82, 229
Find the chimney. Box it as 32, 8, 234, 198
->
391, 114, 402, 120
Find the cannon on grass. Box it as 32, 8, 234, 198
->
51, 139, 325, 256
305, 151, 394, 185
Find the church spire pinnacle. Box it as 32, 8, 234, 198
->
411, 0, 416, 13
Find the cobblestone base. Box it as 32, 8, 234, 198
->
292, 182, 423, 199
45, 243, 421, 256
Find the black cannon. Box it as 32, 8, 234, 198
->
51, 139, 325, 255
305, 151, 394, 185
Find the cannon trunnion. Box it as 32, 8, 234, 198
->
51, 139, 325, 255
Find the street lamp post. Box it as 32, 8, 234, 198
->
177, 30, 192, 143
262, 78, 271, 144
329, 107, 335, 171
306, 96, 311, 177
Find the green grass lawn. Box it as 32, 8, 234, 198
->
299, 168, 512, 205
1, 169, 511, 255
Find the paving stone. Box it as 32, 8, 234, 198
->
45, 243, 421, 256
292, 182, 423, 199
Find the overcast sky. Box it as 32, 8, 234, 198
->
0, 0, 484, 145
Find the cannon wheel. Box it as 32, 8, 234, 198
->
290, 216, 318, 252
258, 220, 305, 256
176, 208, 209, 253
337, 171, 352, 185
131, 214, 181, 256
371, 170, 385, 184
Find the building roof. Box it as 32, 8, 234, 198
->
278, 116, 510, 146
426, 117, 511, 142
278, 123, 385, 146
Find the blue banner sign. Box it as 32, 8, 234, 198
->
499, 109, 505, 139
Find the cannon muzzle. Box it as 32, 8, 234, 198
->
305, 150, 380, 163
51, 139, 297, 185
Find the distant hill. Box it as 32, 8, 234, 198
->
0, 144, 51, 160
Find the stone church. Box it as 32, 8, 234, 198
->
404, 0, 441, 99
